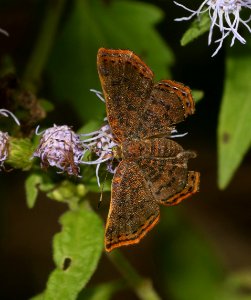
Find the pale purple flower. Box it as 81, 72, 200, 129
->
0, 109, 20, 170
0, 131, 9, 170
174, 0, 251, 56
33, 125, 85, 176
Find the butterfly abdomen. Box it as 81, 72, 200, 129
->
121, 138, 184, 159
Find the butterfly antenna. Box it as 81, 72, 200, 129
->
98, 170, 109, 209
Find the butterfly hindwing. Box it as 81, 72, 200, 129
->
137, 156, 199, 206
105, 160, 160, 252
122, 138, 199, 206
139, 80, 195, 138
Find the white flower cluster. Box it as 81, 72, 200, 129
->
174, 0, 251, 56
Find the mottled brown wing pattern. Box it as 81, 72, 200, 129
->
105, 160, 160, 252
136, 157, 199, 206
97, 48, 154, 141
97, 49, 195, 141
105, 138, 199, 251
139, 80, 195, 138
162, 171, 200, 206
122, 138, 199, 206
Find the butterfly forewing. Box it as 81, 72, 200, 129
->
97, 48, 154, 141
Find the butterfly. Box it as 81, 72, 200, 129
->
97, 48, 200, 252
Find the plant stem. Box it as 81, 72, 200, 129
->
23, 0, 66, 93
107, 250, 161, 300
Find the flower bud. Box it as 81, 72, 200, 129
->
33, 125, 84, 176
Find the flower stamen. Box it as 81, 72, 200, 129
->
81, 122, 119, 187
0, 109, 20, 126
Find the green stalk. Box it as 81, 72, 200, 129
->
107, 250, 161, 300
23, 0, 66, 93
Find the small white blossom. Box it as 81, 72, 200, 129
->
33, 125, 85, 176
174, 0, 251, 56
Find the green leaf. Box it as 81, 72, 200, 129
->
47, 0, 174, 122
41, 205, 104, 300
181, 13, 210, 46
218, 41, 251, 189
25, 173, 44, 208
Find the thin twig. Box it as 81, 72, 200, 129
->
107, 250, 161, 300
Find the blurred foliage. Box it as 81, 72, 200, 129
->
155, 209, 223, 300
219, 270, 251, 300
47, 0, 174, 122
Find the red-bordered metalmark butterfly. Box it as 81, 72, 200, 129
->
97, 48, 200, 252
